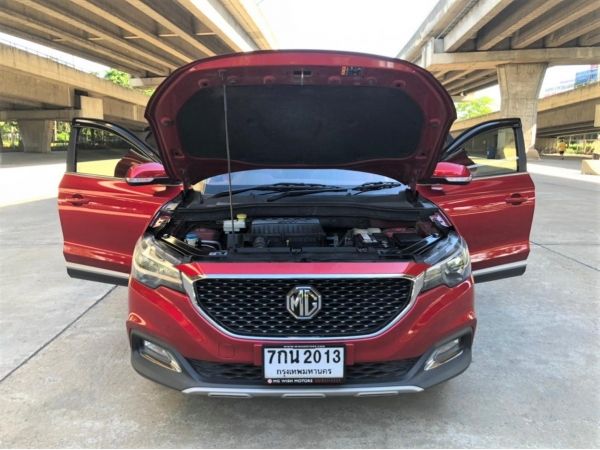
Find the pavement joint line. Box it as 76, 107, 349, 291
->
531, 241, 599, 272
0, 284, 119, 384
532, 243, 600, 246
533, 179, 600, 193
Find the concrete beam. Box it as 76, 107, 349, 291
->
447, 79, 497, 96
443, 0, 513, 52
0, 109, 77, 121
451, 83, 600, 134
544, 10, 600, 48
0, 25, 145, 78
475, 0, 562, 50
538, 83, 600, 112
0, 8, 166, 77
130, 77, 167, 88
440, 70, 471, 85
79, 96, 104, 119
444, 69, 496, 92
451, 112, 501, 133
511, 0, 599, 49
0, 93, 151, 127
536, 99, 599, 133
68, 0, 193, 65
220, 0, 275, 49
177, 0, 257, 52
579, 30, 600, 46
397, 0, 471, 61
102, 98, 146, 125
424, 46, 600, 71
0, 44, 149, 107
16, 0, 175, 74
0, 69, 74, 108
125, 0, 215, 57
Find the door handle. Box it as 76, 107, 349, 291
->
67, 194, 89, 206
505, 193, 526, 205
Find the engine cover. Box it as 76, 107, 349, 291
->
250, 218, 325, 248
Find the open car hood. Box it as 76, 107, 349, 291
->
146, 50, 456, 188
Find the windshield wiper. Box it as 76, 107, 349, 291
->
266, 187, 348, 202
211, 183, 340, 198
351, 181, 403, 194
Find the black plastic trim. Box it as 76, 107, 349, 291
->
128, 328, 474, 393
474, 265, 526, 283
66, 268, 129, 286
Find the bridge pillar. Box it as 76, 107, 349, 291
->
497, 63, 547, 160
17, 120, 53, 153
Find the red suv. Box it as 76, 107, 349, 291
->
58, 51, 535, 397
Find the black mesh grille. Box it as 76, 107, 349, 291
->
194, 277, 413, 337
189, 358, 419, 385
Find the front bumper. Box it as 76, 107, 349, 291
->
127, 272, 476, 396
130, 328, 473, 397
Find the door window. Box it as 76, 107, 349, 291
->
446, 126, 520, 178
75, 127, 149, 178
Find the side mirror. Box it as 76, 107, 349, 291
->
430, 162, 472, 185
126, 162, 172, 185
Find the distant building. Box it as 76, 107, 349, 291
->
541, 65, 599, 98
574, 65, 598, 88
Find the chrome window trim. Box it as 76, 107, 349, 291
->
418, 171, 530, 186
182, 272, 424, 341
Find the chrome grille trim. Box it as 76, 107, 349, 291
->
182, 272, 424, 341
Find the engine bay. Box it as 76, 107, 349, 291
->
158, 211, 451, 262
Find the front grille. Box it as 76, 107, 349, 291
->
189, 358, 420, 385
194, 277, 413, 337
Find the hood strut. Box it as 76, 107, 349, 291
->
221, 77, 236, 246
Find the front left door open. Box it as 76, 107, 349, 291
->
58, 119, 181, 285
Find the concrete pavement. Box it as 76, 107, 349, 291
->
0, 157, 598, 447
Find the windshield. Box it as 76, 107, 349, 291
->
199, 169, 399, 195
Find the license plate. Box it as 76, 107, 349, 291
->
263, 345, 345, 385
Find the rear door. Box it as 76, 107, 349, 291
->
58, 119, 181, 285
418, 119, 535, 283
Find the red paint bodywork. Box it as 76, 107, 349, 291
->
57, 51, 536, 384
146, 50, 456, 187
418, 172, 535, 270
127, 264, 475, 365
58, 173, 181, 273
125, 162, 169, 180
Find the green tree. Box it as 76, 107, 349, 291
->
455, 96, 494, 120
103, 69, 131, 88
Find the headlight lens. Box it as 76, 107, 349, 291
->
422, 236, 471, 291
131, 234, 183, 292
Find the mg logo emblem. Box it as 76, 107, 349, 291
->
286, 286, 321, 320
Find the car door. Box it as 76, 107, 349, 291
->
417, 118, 535, 283
58, 119, 182, 285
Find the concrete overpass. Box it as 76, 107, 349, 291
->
0, 0, 273, 84
398, 0, 600, 156
451, 82, 600, 139
0, 0, 274, 152
0, 44, 151, 152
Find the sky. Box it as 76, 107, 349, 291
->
255, 0, 437, 57
0, 1, 594, 107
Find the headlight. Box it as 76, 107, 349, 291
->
131, 234, 184, 292
422, 236, 471, 291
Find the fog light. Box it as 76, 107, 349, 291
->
140, 339, 182, 373
424, 338, 463, 371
